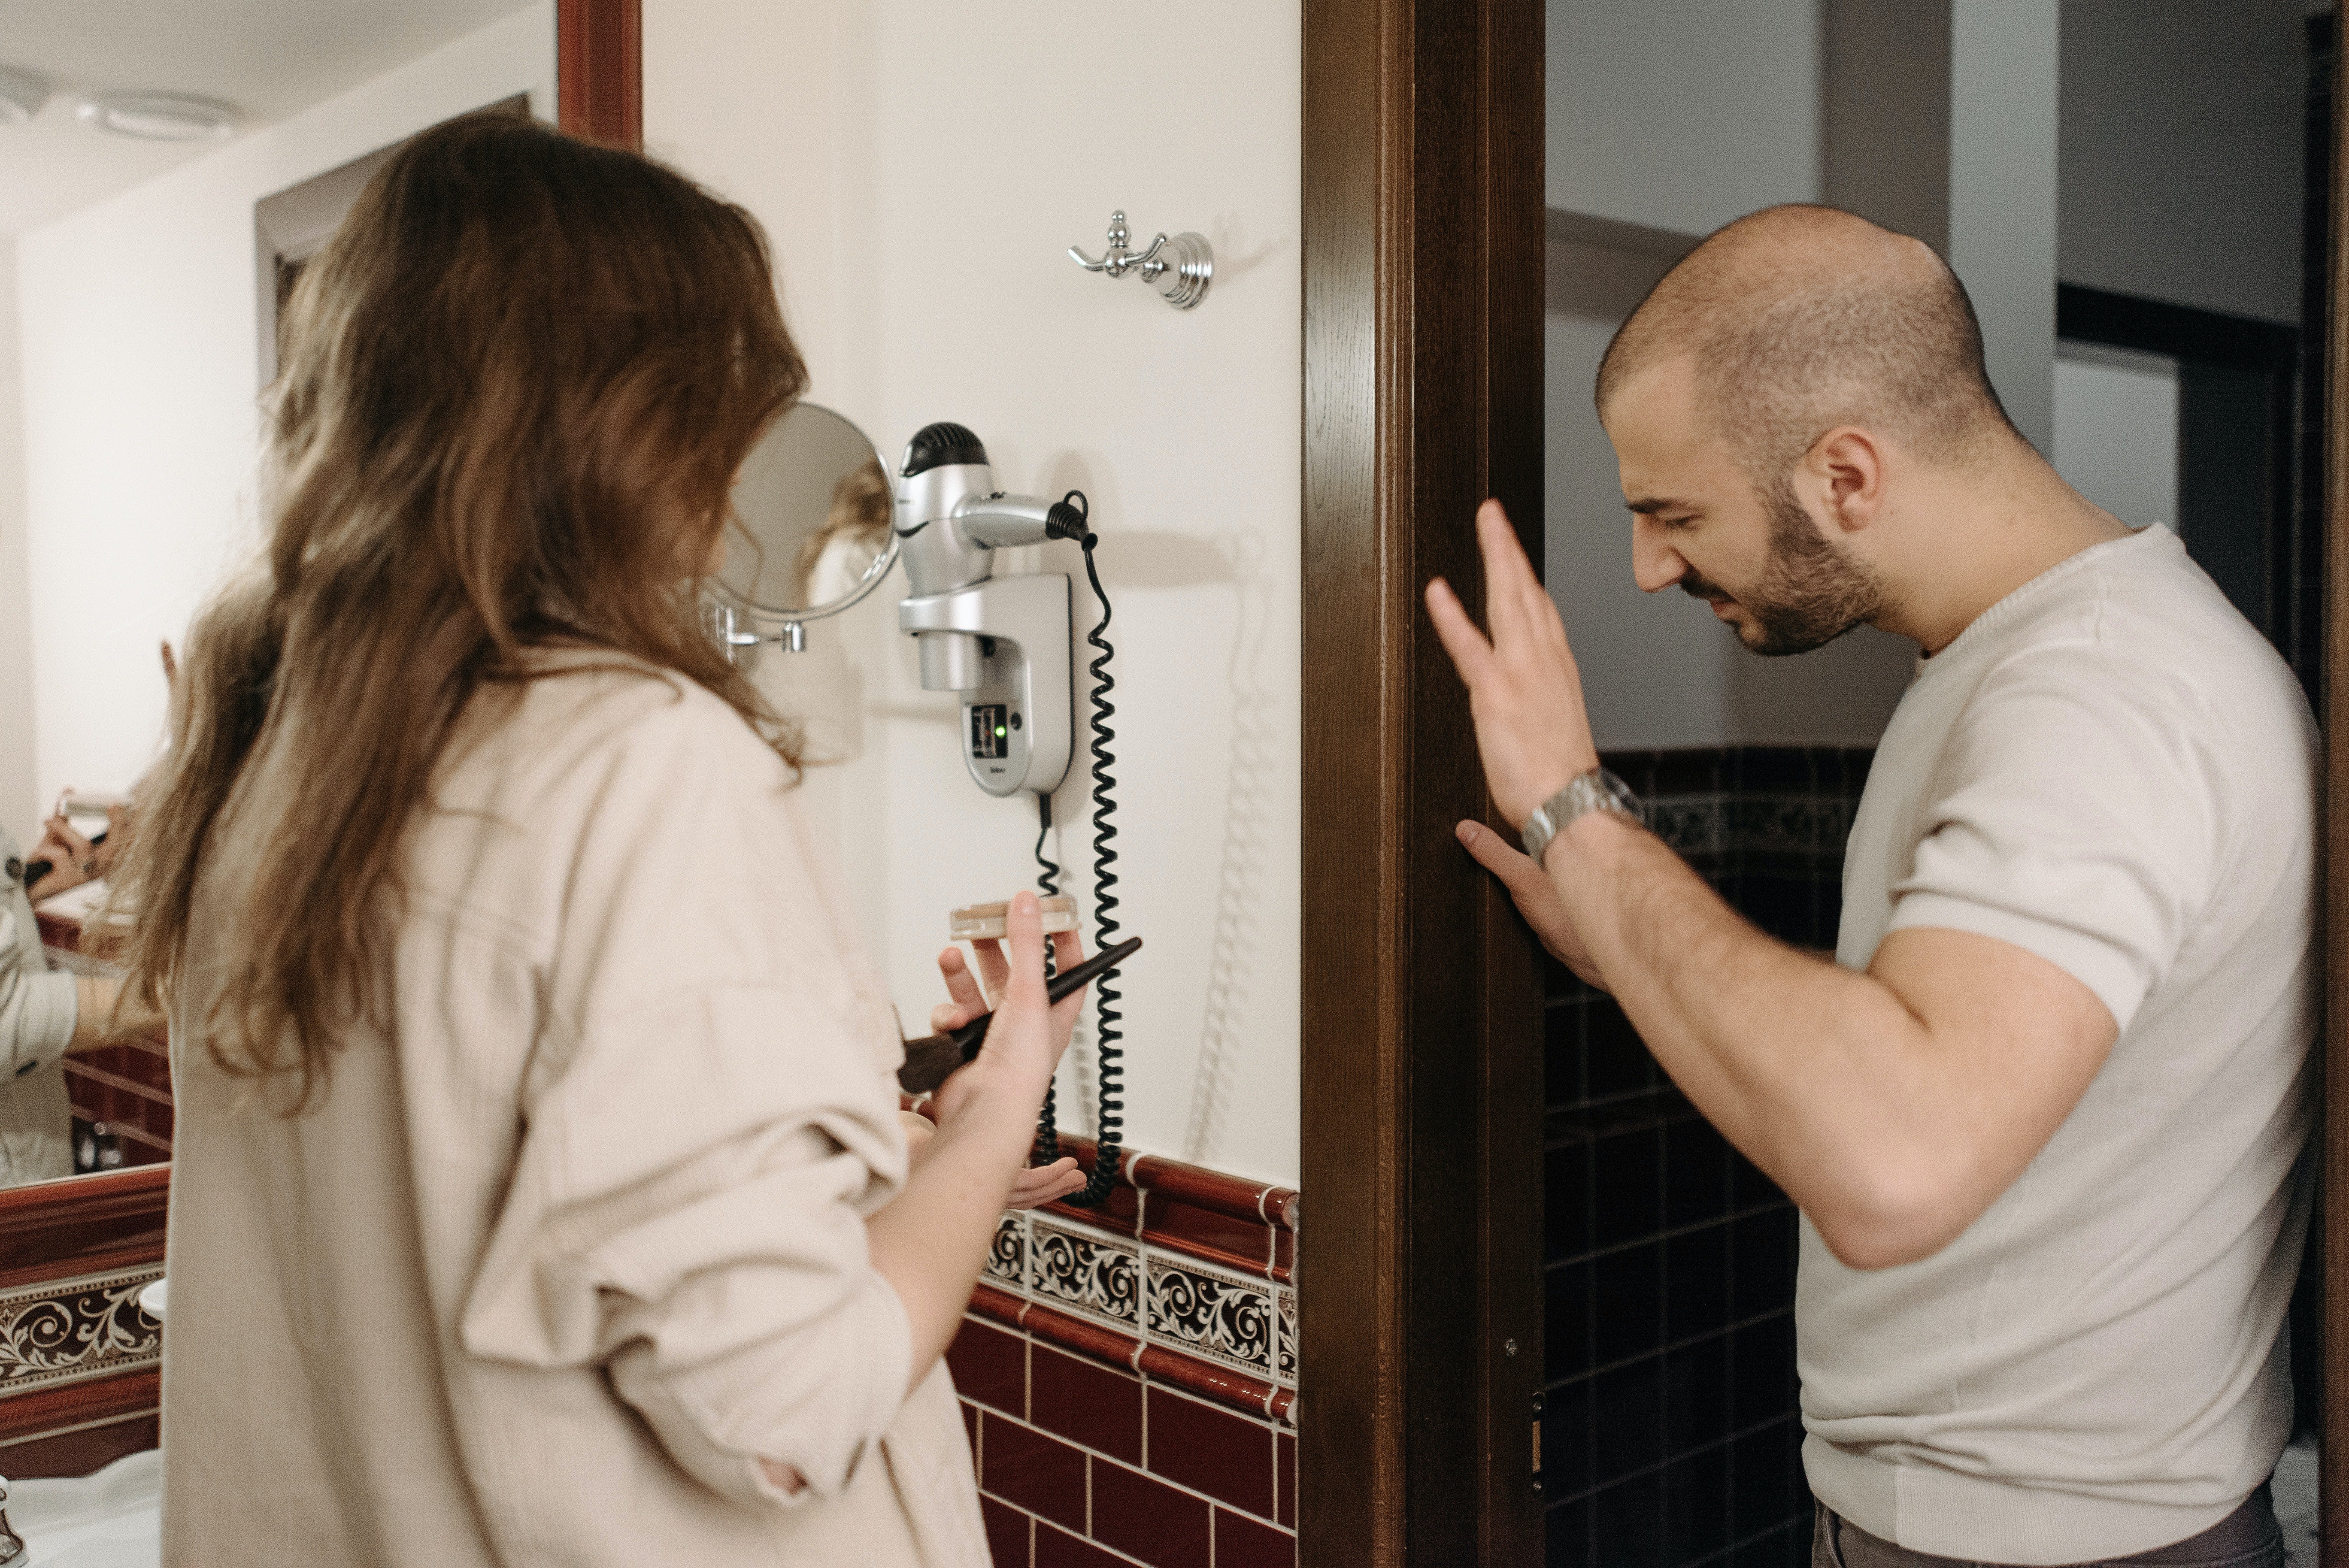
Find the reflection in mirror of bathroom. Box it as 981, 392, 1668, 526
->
1541, 3, 2317, 1564
719, 402, 894, 622
0, 1, 556, 1549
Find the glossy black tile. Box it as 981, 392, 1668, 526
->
1663, 1224, 1731, 1344
1543, 1374, 1595, 1503
1730, 1419, 1803, 1544
1591, 1356, 1664, 1485
1546, 1138, 1592, 1263
1545, 999, 1586, 1109
1594, 1240, 1665, 1365
1661, 1442, 1732, 1563
1592, 1126, 1661, 1250
1546, 1259, 1593, 1382
1731, 1208, 1799, 1321
1594, 1468, 1665, 1568
1662, 1117, 1731, 1230
1729, 1313, 1799, 1431
1545, 1492, 1595, 1568
1661, 1333, 1729, 1458
1585, 998, 1657, 1101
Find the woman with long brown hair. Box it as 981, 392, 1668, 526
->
117, 114, 1082, 1565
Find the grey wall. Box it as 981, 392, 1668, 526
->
1547, 0, 1822, 236
2058, 0, 2305, 325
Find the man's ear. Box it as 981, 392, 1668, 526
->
1805, 427, 1887, 534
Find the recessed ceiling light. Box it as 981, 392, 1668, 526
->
77, 93, 238, 142
0, 67, 49, 127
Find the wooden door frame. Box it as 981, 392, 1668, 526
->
2322, 18, 2348, 1556
1299, 0, 1547, 1562
557, 0, 640, 150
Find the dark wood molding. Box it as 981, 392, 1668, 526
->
2322, 21, 2349, 1556
1300, 0, 1545, 1562
557, 0, 642, 150
0, 1164, 168, 1293
0, 1369, 158, 1448
0, 1411, 158, 1480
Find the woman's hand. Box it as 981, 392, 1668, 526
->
929, 922, 1089, 1061
925, 911, 1090, 1203
25, 815, 97, 904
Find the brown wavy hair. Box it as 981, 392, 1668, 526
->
115, 113, 807, 1108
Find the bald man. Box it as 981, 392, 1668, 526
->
1431, 205, 2312, 1568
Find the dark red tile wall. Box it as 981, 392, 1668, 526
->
954, 1309, 1296, 1568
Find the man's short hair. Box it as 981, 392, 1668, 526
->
1595, 204, 2016, 477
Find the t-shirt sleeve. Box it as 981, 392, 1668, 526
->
1885, 659, 2217, 1034
457, 682, 912, 1511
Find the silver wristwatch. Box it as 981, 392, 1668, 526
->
1520, 768, 1644, 866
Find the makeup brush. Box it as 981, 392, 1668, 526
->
897, 936, 1142, 1095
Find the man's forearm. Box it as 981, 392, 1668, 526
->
1546, 812, 1945, 1258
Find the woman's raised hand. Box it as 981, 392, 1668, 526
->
925, 893, 1090, 1207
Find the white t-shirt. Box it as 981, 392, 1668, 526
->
1801, 525, 2318, 1565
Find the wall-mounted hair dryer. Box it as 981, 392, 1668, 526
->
710, 408, 1129, 1209
893, 423, 1091, 798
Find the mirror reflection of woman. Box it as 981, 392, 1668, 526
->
115, 115, 1082, 1567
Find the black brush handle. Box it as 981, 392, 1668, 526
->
897, 936, 1143, 1095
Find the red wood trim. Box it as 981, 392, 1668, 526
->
0, 1411, 157, 1478
1136, 1344, 1286, 1426
969, 1280, 1027, 1330
0, 1368, 157, 1446
61, 1061, 171, 1108
0, 1163, 167, 1292
557, 0, 642, 151
1040, 1133, 1297, 1232
969, 1281, 1290, 1427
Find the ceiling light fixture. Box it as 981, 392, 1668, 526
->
77, 93, 238, 142
0, 67, 49, 127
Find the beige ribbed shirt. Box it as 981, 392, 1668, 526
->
161, 661, 987, 1567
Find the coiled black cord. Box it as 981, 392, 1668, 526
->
1031, 492, 1124, 1208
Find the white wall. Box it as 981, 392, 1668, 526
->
0, 243, 32, 844
2059, 0, 2305, 325
15, 4, 554, 818
644, 0, 1303, 1186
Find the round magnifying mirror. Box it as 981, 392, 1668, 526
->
714, 402, 897, 630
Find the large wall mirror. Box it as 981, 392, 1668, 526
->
0, 0, 557, 1481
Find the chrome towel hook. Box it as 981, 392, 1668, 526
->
1068, 210, 1212, 310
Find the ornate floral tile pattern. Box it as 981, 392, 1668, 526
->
1146, 1255, 1274, 1376
1028, 1217, 1143, 1326
984, 1208, 1298, 1390
0, 1266, 163, 1396
984, 1214, 1025, 1286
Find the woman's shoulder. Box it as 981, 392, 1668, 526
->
421, 656, 792, 900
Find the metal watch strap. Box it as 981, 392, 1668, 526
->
1520, 768, 1644, 865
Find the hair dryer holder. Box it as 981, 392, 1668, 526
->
899, 573, 1073, 798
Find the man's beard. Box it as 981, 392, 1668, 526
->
1681, 478, 1889, 657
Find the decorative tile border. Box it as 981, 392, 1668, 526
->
968, 1138, 1301, 1423
1146, 1253, 1276, 1378
1640, 792, 1852, 859
0, 1266, 162, 1398
1029, 1217, 1143, 1327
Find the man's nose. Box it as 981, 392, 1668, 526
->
1630, 519, 1687, 595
